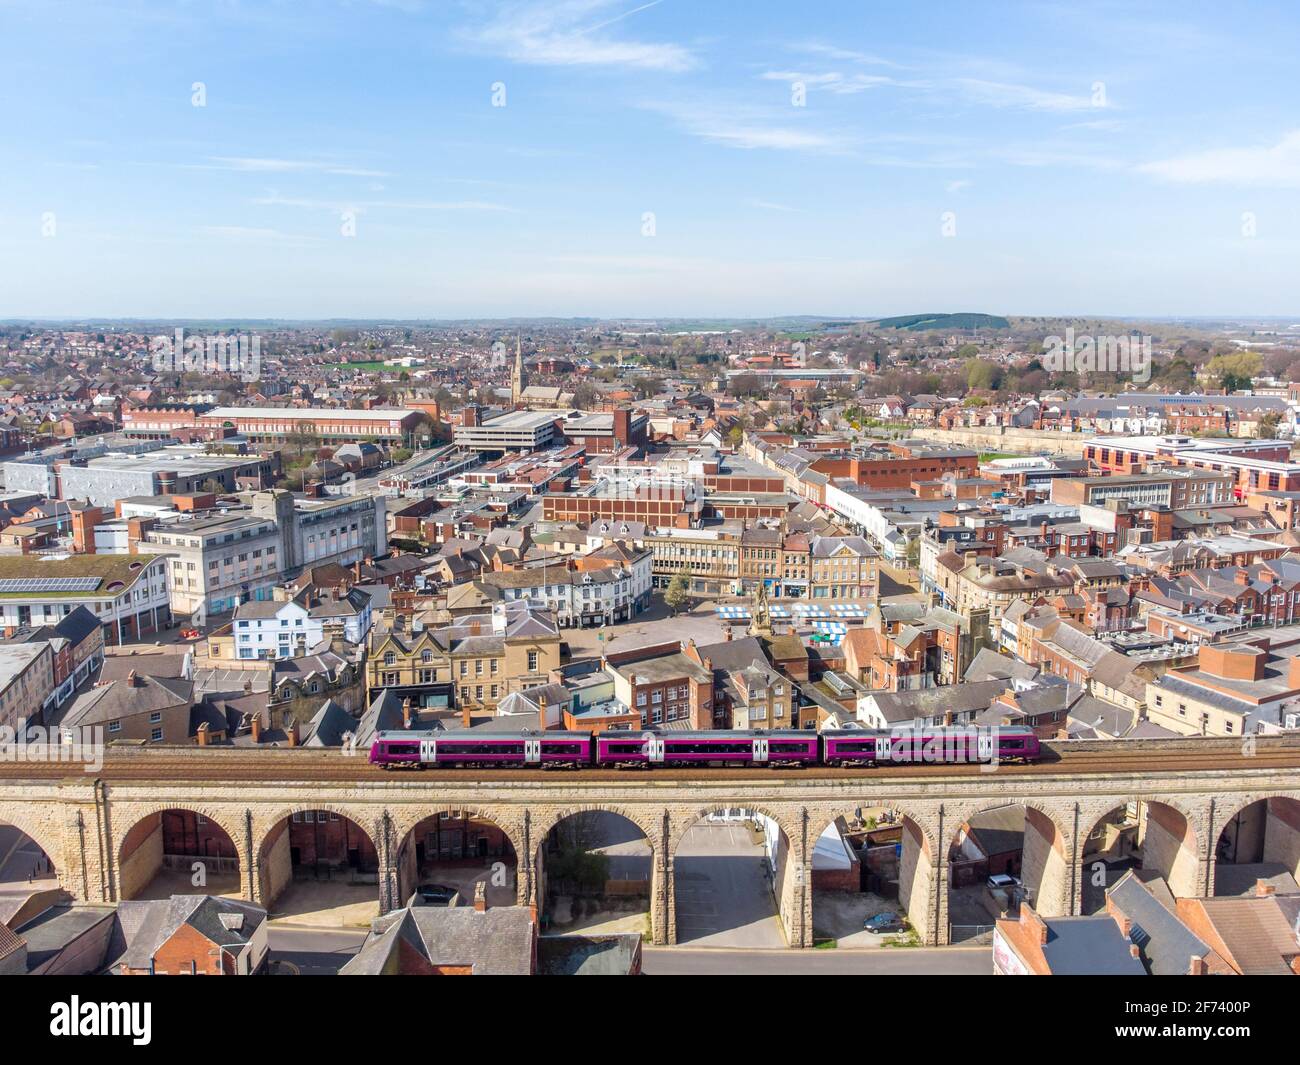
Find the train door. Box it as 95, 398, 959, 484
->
977, 730, 994, 763
524, 739, 542, 764
642, 734, 665, 763
419, 739, 437, 764
752, 737, 770, 763
874, 735, 892, 763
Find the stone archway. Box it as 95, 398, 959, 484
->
255, 806, 380, 924
115, 806, 242, 901
804, 803, 937, 948
535, 809, 653, 941
397, 808, 521, 912
671, 804, 795, 948
945, 801, 1072, 944
1213, 794, 1300, 895
0, 807, 63, 897
1077, 799, 1206, 912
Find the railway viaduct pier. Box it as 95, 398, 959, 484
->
1, 736, 1298, 947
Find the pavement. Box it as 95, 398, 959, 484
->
673, 822, 785, 948
643, 945, 992, 975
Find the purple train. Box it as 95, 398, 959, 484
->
368, 725, 1041, 770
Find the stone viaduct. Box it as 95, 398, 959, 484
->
1, 737, 1298, 947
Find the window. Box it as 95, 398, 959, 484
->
527, 651, 539, 671
150, 728, 163, 742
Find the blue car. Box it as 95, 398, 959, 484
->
863, 911, 906, 934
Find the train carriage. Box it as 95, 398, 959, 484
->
596, 729, 818, 768
369, 730, 594, 769
822, 726, 1041, 767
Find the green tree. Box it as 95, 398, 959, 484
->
664, 574, 691, 615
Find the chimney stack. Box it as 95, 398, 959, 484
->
462, 702, 472, 729
1129, 944, 1141, 959
286, 718, 299, 747
196, 722, 210, 747
1256, 879, 1277, 897
127, 670, 138, 687
473, 881, 487, 913
1188, 955, 1207, 976
250, 714, 263, 743
402, 698, 413, 729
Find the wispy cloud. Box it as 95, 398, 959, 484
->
253, 192, 517, 212
203, 157, 391, 177
746, 198, 804, 212
466, 0, 695, 72
645, 100, 849, 152
762, 59, 1105, 113
1140, 130, 1300, 187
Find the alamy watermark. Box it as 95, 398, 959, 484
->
1043, 327, 1151, 384
150, 327, 261, 382
0, 725, 104, 772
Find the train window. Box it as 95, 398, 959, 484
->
1002, 739, 1023, 748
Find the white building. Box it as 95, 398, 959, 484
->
232, 589, 372, 660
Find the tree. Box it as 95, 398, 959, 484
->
664, 574, 691, 615
1258, 411, 1283, 439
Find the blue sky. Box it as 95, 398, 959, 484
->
1, 0, 1299, 319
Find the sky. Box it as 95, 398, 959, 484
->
1, 0, 1299, 320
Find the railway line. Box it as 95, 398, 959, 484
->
0, 737, 1298, 785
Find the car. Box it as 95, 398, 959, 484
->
416, 883, 458, 906
987, 873, 1021, 891
863, 911, 906, 934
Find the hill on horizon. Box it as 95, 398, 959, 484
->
873, 312, 1010, 331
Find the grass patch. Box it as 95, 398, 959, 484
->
881, 928, 922, 948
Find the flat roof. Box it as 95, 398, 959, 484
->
204, 407, 417, 421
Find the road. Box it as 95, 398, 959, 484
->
643, 945, 991, 975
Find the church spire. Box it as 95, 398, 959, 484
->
511, 331, 526, 407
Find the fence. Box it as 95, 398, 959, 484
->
949, 923, 996, 945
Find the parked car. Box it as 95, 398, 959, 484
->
417, 883, 458, 906
987, 873, 1021, 891
863, 911, 906, 934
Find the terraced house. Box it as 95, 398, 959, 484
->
366, 600, 560, 712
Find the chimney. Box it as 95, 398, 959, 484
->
539, 694, 548, 724
1188, 955, 1207, 976
473, 881, 487, 913
402, 698, 413, 729
1020, 904, 1049, 945
1129, 943, 1141, 959
251, 714, 263, 744
1256, 879, 1277, 897
196, 722, 210, 747
462, 702, 472, 729
286, 718, 299, 747
127, 670, 138, 687
725, 626, 733, 642
470, 620, 481, 636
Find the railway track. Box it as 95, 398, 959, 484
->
1, 742, 1298, 784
